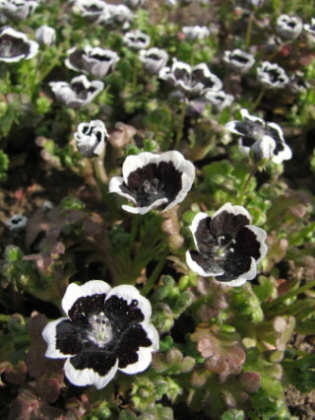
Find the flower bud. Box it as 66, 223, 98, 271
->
35, 25, 56, 46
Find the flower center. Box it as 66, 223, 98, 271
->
212, 235, 236, 260
87, 312, 113, 348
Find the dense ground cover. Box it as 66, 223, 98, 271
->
0, 0, 314, 418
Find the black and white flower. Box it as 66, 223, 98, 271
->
289, 71, 309, 93
65, 46, 119, 78
109, 151, 195, 214
225, 108, 292, 164
125, 0, 145, 8
0, 26, 38, 62
159, 59, 222, 98
42, 280, 159, 389
223, 49, 255, 73
72, 0, 110, 23
74, 120, 108, 157
49, 75, 104, 108
0, 0, 39, 20
304, 18, 315, 44
106, 4, 133, 28
5, 214, 28, 231
256, 61, 289, 89
123, 29, 150, 50
276, 14, 303, 40
205, 90, 234, 112
139, 47, 169, 74
35, 25, 56, 46
186, 203, 268, 287
182, 25, 210, 40
166, 0, 209, 5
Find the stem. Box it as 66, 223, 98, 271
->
142, 254, 167, 296
238, 164, 257, 205
161, 206, 184, 251
174, 99, 187, 150
253, 88, 265, 110
92, 150, 108, 197
245, 12, 254, 48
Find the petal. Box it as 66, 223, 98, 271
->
109, 176, 137, 204
64, 353, 118, 389
241, 109, 264, 125
62, 280, 111, 319
122, 198, 168, 214
104, 284, 152, 326
42, 318, 80, 359
246, 225, 268, 264
122, 152, 156, 184
215, 257, 257, 287
186, 250, 224, 277
211, 203, 252, 235
189, 212, 211, 251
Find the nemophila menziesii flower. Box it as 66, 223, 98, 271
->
256, 61, 289, 89
139, 47, 169, 74
5, 214, 28, 231
65, 46, 119, 78
289, 71, 309, 93
49, 75, 104, 108
109, 151, 195, 214
159, 60, 222, 98
72, 0, 110, 23
123, 29, 150, 50
106, 4, 133, 28
276, 14, 303, 40
0, 0, 39, 20
205, 90, 234, 112
304, 18, 315, 43
42, 280, 159, 389
225, 109, 292, 164
125, 0, 146, 8
182, 25, 210, 40
74, 120, 108, 157
223, 49, 255, 74
186, 203, 268, 287
35, 25, 56, 46
0, 26, 38, 62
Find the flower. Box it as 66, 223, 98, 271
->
205, 90, 234, 111
139, 47, 169, 74
74, 120, 108, 157
106, 4, 133, 28
256, 61, 289, 89
42, 280, 159, 389
304, 18, 315, 44
109, 151, 195, 214
159, 59, 222, 98
223, 49, 255, 73
0, 26, 39, 63
5, 214, 28, 231
182, 25, 210, 40
186, 203, 268, 286
289, 71, 309, 93
276, 14, 303, 40
65, 46, 119, 78
225, 109, 292, 164
0, 0, 39, 20
72, 0, 110, 23
49, 75, 104, 108
123, 29, 150, 50
35, 25, 56, 46
125, 0, 146, 8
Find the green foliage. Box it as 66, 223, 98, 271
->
0, 150, 9, 181
283, 352, 315, 393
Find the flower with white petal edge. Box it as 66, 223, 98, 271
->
256, 61, 289, 89
225, 109, 292, 164
276, 14, 303, 40
65, 46, 119, 78
223, 49, 255, 74
139, 47, 168, 74
182, 25, 210, 40
186, 203, 268, 287
74, 120, 108, 157
123, 29, 150, 50
0, 0, 39, 20
42, 280, 159, 389
289, 71, 309, 93
0, 26, 38, 62
125, 0, 146, 8
35, 25, 56, 46
109, 151, 195, 215
205, 90, 234, 112
304, 18, 315, 44
71, 0, 110, 22
106, 4, 133, 27
49, 74, 104, 109
5, 214, 28, 231
159, 59, 222, 98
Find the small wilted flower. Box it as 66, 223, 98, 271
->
74, 120, 108, 157
159, 59, 222, 98
35, 25, 56, 46
6, 214, 28, 231
49, 75, 104, 108
256, 61, 289, 89
109, 151, 195, 214
223, 49, 255, 73
139, 47, 168, 74
304, 18, 315, 44
125, 0, 145, 8
72, 0, 110, 23
182, 25, 210, 40
123, 29, 150, 50
205, 90, 234, 112
0, 0, 39, 20
0, 26, 39, 62
42, 280, 159, 389
186, 203, 268, 286
276, 14, 303, 40
225, 108, 292, 163
65, 46, 119, 78
289, 71, 309, 93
